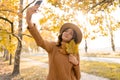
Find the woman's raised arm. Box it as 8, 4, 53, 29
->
26, 6, 53, 53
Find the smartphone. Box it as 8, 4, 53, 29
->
34, 1, 42, 6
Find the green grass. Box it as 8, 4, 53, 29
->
80, 60, 120, 80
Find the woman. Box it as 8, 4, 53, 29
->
26, 2, 82, 80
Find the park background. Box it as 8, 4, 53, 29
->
0, 0, 120, 80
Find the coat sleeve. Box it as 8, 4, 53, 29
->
26, 6, 53, 53
73, 53, 81, 80
28, 25, 53, 53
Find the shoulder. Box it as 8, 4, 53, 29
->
45, 41, 57, 46
44, 40, 58, 48
43, 40, 58, 53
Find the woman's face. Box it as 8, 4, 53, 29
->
62, 28, 73, 43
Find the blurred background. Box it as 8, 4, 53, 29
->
0, 0, 120, 80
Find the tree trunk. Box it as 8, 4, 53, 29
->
3, 48, 9, 61
9, 33, 12, 65
5, 51, 9, 61
107, 16, 115, 52
12, 0, 23, 76
9, 54, 12, 65
110, 30, 115, 51
12, 41, 22, 75
3, 49, 5, 58
105, 11, 116, 52
85, 39, 88, 53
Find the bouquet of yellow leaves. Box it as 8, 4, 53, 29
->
66, 40, 79, 54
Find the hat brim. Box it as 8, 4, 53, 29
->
60, 23, 82, 44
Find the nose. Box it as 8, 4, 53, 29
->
66, 31, 70, 34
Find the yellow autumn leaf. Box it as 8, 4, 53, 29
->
84, 34, 88, 39
66, 40, 78, 54
7, 43, 16, 54
99, 26, 104, 31
91, 36, 95, 40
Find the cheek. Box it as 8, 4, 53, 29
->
69, 35, 73, 40
62, 33, 66, 37
62, 34, 66, 40
62, 32, 73, 41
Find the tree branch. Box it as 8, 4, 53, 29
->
0, 16, 22, 43
22, 33, 32, 38
0, 9, 16, 13
0, 16, 14, 33
87, 0, 114, 13
0, 29, 22, 42
22, 0, 36, 13
0, 16, 13, 24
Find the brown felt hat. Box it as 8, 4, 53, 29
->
60, 23, 82, 44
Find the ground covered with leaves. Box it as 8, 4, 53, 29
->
0, 56, 48, 80
0, 54, 120, 80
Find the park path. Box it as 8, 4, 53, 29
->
21, 58, 109, 80
30, 53, 120, 64
80, 56, 120, 64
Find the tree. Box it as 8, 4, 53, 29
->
87, 1, 119, 52
0, 17, 16, 65
0, 0, 36, 76
12, 0, 37, 76
12, 0, 23, 75
0, 0, 20, 65
43, 0, 119, 52
3, 48, 9, 61
104, 11, 115, 51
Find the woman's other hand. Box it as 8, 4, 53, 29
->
68, 54, 79, 65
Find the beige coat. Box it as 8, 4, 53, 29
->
28, 26, 81, 80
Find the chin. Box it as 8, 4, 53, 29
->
62, 38, 71, 42
64, 40, 70, 43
